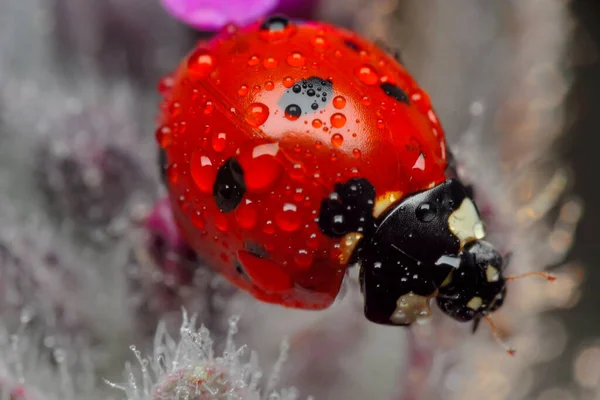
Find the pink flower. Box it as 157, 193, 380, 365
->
160, 0, 319, 31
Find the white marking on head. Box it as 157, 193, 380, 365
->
448, 197, 485, 248
467, 296, 483, 310
486, 265, 500, 282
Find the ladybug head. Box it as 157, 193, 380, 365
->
435, 240, 507, 326
358, 179, 509, 327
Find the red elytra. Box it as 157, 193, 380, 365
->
158, 17, 448, 310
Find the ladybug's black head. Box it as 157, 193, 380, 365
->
436, 240, 507, 326
357, 179, 508, 327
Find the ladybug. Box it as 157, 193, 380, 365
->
157, 16, 512, 330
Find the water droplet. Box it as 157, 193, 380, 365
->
252, 85, 261, 93
263, 220, 275, 235
283, 76, 295, 88
158, 75, 174, 94
333, 96, 347, 109
331, 133, 344, 147
235, 200, 258, 230
292, 84, 302, 93
243, 143, 283, 193
361, 96, 371, 106
294, 249, 314, 269
276, 203, 301, 232
155, 126, 172, 148
311, 103, 319, 110
190, 150, 216, 194
203, 100, 214, 115
285, 104, 302, 121
290, 163, 305, 180
191, 212, 205, 229
211, 132, 227, 152
352, 148, 362, 159
248, 55, 260, 66
307, 232, 319, 249
265, 81, 274, 91
312, 119, 322, 128
187, 49, 216, 76
312, 36, 328, 50
287, 51, 306, 67
214, 213, 228, 232
263, 57, 278, 69
377, 119, 385, 129
330, 113, 347, 128
356, 65, 379, 86
169, 101, 182, 117
238, 85, 249, 96
245, 103, 270, 127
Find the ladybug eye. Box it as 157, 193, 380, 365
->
416, 202, 436, 223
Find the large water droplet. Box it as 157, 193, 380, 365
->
287, 51, 306, 67
155, 126, 172, 148
331, 133, 344, 147
187, 49, 216, 77
211, 132, 227, 152
242, 143, 283, 193
333, 96, 347, 109
245, 103, 270, 127
356, 65, 379, 86
235, 200, 258, 230
294, 249, 314, 269
263, 57, 278, 69
330, 113, 347, 128
275, 203, 301, 232
190, 150, 216, 194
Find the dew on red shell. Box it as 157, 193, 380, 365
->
330, 113, 347, 128
244, 103, 270, 127
331, 133, 344, 147
187, 49, 216, 77
248, 55, 260, 66
211, 132, 227, 152
356, 65, 379, 86
263, 57, 278, 69
275, 203, 302, 232
283, 76, 295, 88
155, 126, 172, 148
235, 200, 258, 230
190, 149, 216, 194
333, 96, 347, 109
294, 249, 314, 269
214, 213, 228, 232
238, 85, 249, 96
287, 51, 306, 67
241, 142, 283, 193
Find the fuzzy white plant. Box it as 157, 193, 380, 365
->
109, 312, 303, 400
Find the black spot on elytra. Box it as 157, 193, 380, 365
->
344, 40, 361, 52
278, 77, 333, 116
380, 82, 409, 104
213, 158, 246, 212
158, 148, 167, 185
318, 178, 376, 238
260, 15, 289, 31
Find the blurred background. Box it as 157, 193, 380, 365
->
0, 0, 598, 399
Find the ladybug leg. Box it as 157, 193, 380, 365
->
317, 178, 376, 238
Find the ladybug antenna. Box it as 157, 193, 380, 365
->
472, 316, 482, 334
505, 271, 556, 282
484, 315, 516, 356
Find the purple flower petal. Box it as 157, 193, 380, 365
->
160, 0, 279, 31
